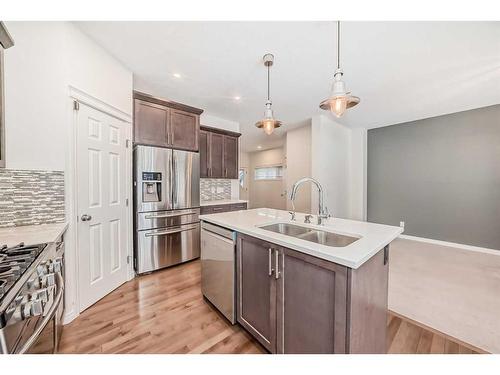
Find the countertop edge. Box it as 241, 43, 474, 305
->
0, 222, 69, 247
200, 215, 402, 269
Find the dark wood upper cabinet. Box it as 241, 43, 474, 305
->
199, 130, 209, 178
223, 135, 238, 179
134, 100, 169, 147
209, 133, 224, 178
169, 109, 199, 151
133, 91, 203, 151
200, 125, 241, 179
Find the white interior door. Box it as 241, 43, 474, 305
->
76, 102, 129, 311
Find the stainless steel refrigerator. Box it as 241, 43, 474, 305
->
133, 145, 200, 274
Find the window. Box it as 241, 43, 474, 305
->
254, 165, 283, 181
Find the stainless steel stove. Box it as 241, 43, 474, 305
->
0, 241, 65, 354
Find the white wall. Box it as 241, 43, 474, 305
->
3, 22, 133, 171
64, 23, 133, 116
4, 22, 68, 171
285, 123, 312, 212
200, 112, 240, 133
350, 128, 367, 220
311, 115, 356, 219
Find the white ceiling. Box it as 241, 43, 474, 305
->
75, 21, 500, 152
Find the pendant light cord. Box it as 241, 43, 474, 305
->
337, 21, 341, 70
267, 63, 270, 102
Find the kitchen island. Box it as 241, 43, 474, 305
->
200, 208, 403, 354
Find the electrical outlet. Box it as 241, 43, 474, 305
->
400, 221, 405, 229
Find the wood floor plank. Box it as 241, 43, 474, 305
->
59, 259, 480, 355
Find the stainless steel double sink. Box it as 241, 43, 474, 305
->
259, 222, 360, 247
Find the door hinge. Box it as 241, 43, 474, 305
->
73, 100, 80, 111
126, 198, 129, 207
127, 255, 132, 265
126, 139, 130, 148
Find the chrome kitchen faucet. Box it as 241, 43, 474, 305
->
289, 177, 331, 225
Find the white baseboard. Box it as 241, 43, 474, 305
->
62, 309, 79, 325
399, 234, 500, 256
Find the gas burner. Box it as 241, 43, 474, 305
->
0, 242, 46, 303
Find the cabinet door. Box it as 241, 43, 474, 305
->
236, 234, 277, 353
134, 99, 168, 147
223, 135, 238, 179
169, 109, 199, 151
199, 130, 210, 178
209, 133, 224, 178
277, 248, 348, 354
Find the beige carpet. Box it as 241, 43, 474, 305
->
388, 238, 500, 353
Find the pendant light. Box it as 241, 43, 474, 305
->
255, 53, 282, 135
319, 21, 360, 117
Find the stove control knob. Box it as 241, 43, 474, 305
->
27, 277, 40, 290
46, 273, 56, 287
53, 258, 63, 273
37, 262, 48, 276
30, 299, 43, 317
47, 261, 55, 273
14, 295, 24, 306
32, 288, 48, 304
40, 273, 55, 288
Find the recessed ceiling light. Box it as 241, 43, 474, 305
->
173, 73, 182, 78
257, 145, 262, 149
234, 96, 241, 101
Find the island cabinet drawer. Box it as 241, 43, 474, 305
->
200, 204, 231, 215
230, 203, 247, 211
201, 202, 247, 215
236, 233, 389, 354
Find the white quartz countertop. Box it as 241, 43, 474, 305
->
200, 199, 248, 207
0, 222, 69, 247
200, 208, 403, 269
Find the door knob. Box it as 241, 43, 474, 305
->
81, 214, 92, 222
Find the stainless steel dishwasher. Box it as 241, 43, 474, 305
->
200, 221, 236, 324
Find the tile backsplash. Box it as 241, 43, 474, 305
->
0, 169, 65, 228
200, 178, 232, 201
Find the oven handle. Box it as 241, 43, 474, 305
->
17, 272, 64, 354
145, 224, 199, 237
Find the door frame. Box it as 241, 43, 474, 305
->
63, 86, 134, 325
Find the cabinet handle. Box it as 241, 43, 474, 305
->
224, 168, 227, 177
275, 249, 280, 279
268, 248, 273, 276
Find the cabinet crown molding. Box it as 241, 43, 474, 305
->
133, 90, 204, 115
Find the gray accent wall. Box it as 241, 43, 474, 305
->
367, 105, 500, 250
0, 169, 65, 227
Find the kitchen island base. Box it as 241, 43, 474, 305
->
236, 233, 389, 354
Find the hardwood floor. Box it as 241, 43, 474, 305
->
59, 260, 480, 354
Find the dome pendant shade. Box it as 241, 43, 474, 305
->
319, 69, 360, 117
255, 53, 282, 135
255, 101, 282, 135
319, 22, 360, 117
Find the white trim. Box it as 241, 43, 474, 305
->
399, 234, 500, 256
68, 85, 132, 123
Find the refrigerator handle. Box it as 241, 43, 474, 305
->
172, 151, 177, 208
